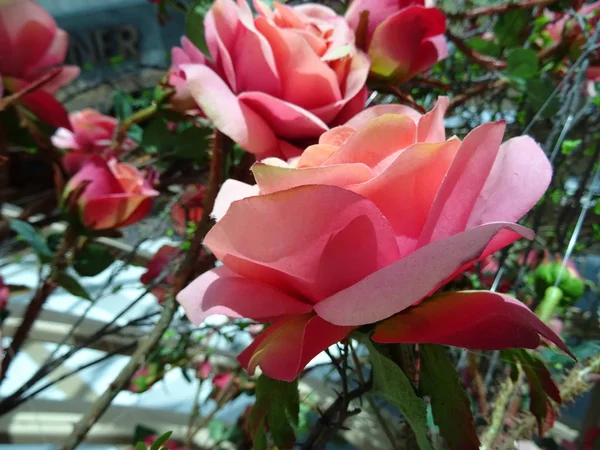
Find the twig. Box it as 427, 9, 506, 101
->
448, 79, 509, 113
480, 375, 517, 450
110, 104, 157, 150
0, 68, 62, 111
446, 0, 557, 20
446, 31, 507, 71
1, 225, 78, 383
468, 353, 489, 418
382, 86, 427, 113
58, 130, 228, 450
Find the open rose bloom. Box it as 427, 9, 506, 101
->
171, 0, 369, 158
178, 98, 572, 381
0, 0, 80, 128
52, 109, 136, 174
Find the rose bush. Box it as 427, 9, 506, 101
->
51, 109, 136, 174
178, 99, 571, 381
0, 0, 79, 128
63, 155, 159, 230
345, 0, 447, 83
171, 0, 369, 158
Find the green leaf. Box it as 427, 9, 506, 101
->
503, 349, 560, 434
135, 443, 147, 450
150, 431, 173, 450
420, 345, 480, 450
132, 425, 157, 445
467, 38, 501, 57
174, 126, 212, 161
55, 272, 92, 301
186, 0, 212, 56
113, 91, 134, 120
10, 220, 53, 260
494, 9, 530, 48
362, 338, 434, 450
142, 117, 172, 150
561, 139, 582, 155
526, 79, 559, 118
73, 243, 115, 277
506, 48, 538, 79
249, 375, 299, 449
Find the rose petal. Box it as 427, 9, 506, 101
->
417, 121, 506, 247
344, 104, 422, 129
314, 222, 533, 326
238, 314, 353, 381
205, 185, 400, 302
211, 179, 260, 221
351, 139, 459, 253
323, 114, 417, 169
177, 266, 313, 323
417, 96, 448, 142
239, 92, 328, 139
182, 64, 278, 156
467, 136, 552, 228
372, 290, 573, 358
252, 161, 374, 195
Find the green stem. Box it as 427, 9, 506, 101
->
535, 286, 564, 323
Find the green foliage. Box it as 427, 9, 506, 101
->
533, 262, 585, 304
150, 431, 173, 450
420, 345, 480, 450
526, 79, 560, 117
494, 9, 530, 48
468, 38, 501, 58
362, 339, 433, 450
55, 272, 92, 301
142, 116, 211, 162
73, 243, 115, 277
248, 375, 300, 450
113, 91, 134, 121
561, 139, 582, 155
10, 220, 54, 261
502, 350, 561, 434
506, 49, 539, 79
186, 0, 212, 56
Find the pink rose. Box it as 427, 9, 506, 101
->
172, 0, 369, 158
178, 98, 571, 381
546, 2, 600, 81
51, 109, 136, 174
64, 155, 159, 230
0, 0, 80, 128
345, 0, 447, 83
0, 276, 8, 311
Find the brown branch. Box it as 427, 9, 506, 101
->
446, 31, 507, 71
447, 0, 557, 20
1, 225, 78, 383
58, 131, 229, 450
382, 86, 427, 113
448, 79, 509, 113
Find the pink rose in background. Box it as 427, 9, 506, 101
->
345, 0, 447, 83
51, 109, 136, 174
173, 0, 369, 158
546, 1, 600, 81
178, 99, 571, 381
171, 185, 206, 236
63, 155, 159, 230
141, 245, 179, 303
0, 276, 8, 311
0, 0, 79, 128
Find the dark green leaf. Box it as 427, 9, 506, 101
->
249, 375, 299, 449
113, 91, 134, 120
420, 345, 480, 450
55, 272, 92, 301
526, 79, 559, 118
362, 338, 434, 450
494, 9, 530, 48
150, 431, 173, 450
186, 0, 212, 56
506, 48, 538, 79
467, 38, 501, 57
133, 425, 158, 445
502, 349, 560, 434
10, 220, 53, 259
73, 243, 115, 277
46, 233, 64, 253
142, 117, 172, 149
174, 126, 212, 161
135, 443, 147, 450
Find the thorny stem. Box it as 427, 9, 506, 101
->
0, 225, 78, 383
59, 130, 228, 450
